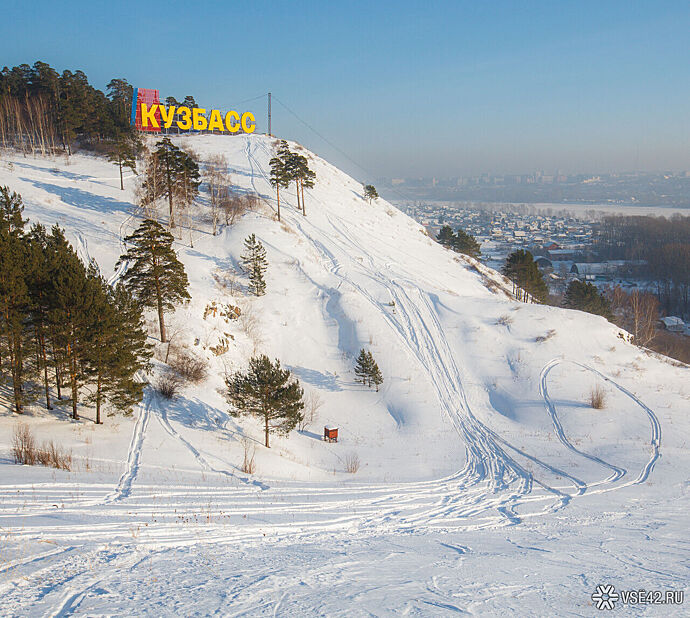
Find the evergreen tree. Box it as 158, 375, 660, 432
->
354, 349, 383, 390
0, 187, 28, 413
354, 348, 372, 384
452, 228, 481, 259
117, 219, 191, 342
105, 78, 134, 131
368, 351, 383, 392
363, 185, 379, 203
49, 226, 96, 419
107, 132, 140, 190
226, 355, 304, 448
182, 95, 197, 110
503, 250, 548, 303
142, 138, 200, 228
83, 269, 152, 423
26, 223, 54, 410
437, 225, 455, 248
564, 280, 612, 319
241, 234, 268, 296
294, 154, 316, 216
269, 155, 289, 222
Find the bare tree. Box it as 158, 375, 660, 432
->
629, 290, 659, 346
203, 154, 231, 235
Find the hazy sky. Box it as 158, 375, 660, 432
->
3, 1, 689, 180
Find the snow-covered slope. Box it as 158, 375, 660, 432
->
0, 135, 688, 615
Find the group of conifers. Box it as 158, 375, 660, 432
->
0, 177, 385, 448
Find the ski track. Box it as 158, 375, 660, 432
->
102, 393, 150, 504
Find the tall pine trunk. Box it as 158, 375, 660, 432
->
264, 413, 270, 448
299, 179, 307, 217
95, 372, 102, 424
166, 163, 175, 228
119, 160, 124, 190
37, 326, 52, 410
67, 339, 78, 420
8, 330, 23, 414
301, 179, 306, 216
295, 181, 301, 214
50, 332, 63, 400
276, 183, 281, 222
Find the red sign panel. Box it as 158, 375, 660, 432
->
134, 88, 161, 132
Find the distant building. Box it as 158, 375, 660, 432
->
659, 316, 686, 333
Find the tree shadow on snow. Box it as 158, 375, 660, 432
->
23, 180, 131, 215
288, 366, 342, 392
164, 395, 228, 434
12, 161, 93, 181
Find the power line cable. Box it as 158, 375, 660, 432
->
272, 95, 418, 205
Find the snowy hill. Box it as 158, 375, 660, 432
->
0, 134, 688, 615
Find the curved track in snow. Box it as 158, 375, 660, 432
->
540, 358, 661, 493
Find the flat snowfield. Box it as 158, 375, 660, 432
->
0, 135, 688, 616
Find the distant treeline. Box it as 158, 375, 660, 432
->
0, 62, 136, 154
0, 61, 199, 156
595, 215, 690, 317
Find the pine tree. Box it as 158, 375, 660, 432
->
241, 234, 267, 296
437, 225, 455, 248
503, 250, 548, 303
46, 226, 95, 420
452, 228, 481, 259
270, 142, 291, 222
294, 154, 315, 216
363, 184, 379, 203
354, 349, 383, 390
269, 156, 289, 222
108, 132, 140, 190
564, 280, 612, 319
354, 348, 371, 384
367, 351, 383, 392
0, 187, 29, 413
117, 219, 190, 342
226, 355, 304, 448
26, 223, 54, 410
83, 270, 152, 423
142, 138, 200, 228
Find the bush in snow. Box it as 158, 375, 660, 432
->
155, 371, 184, 400
345, 452, 361, 474
12, 423, 37, 465
589, 383, 607, 409
169, 350, 208, 384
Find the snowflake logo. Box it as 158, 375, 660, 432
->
592, 584, 619, 610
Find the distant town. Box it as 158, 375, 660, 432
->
380, 170, 690, 208
392, 199, 690, 339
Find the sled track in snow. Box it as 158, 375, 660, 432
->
540, 358, 661, 493
103, 393, 151, 504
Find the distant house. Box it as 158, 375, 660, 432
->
659, 316, 686, 333
535, 256, 553, 269
546, 242, 560, 251
570, 263, 614, 280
